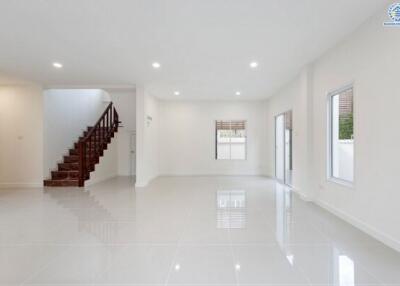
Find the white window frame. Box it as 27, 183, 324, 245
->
327, 84, 355, 187
215, 120, 247, 161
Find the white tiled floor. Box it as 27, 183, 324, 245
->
0, 176, 399, 286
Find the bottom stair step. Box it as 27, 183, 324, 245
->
44, 179, 80, 187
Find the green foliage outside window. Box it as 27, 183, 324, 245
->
339, 113, 353, 140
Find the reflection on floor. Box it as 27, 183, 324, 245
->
217, 190, 247, 229
0, 176, 399, 285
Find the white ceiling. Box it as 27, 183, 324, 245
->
0, 0, 387, 100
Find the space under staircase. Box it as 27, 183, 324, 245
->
44, 102, 120, 187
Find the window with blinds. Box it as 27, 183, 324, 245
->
215, 120, 247, 160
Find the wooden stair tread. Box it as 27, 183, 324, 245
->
44, 179, 79, 187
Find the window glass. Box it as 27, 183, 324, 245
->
216, 120, 246, 160
329, 87, 354, 183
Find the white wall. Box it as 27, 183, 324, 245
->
116, 132, 132, 176
135, 87, 160, 187
265, 7, 400, 251
43, 89, 110, 178
107, 89, 136, 176
311, 8, 400, 250
159, 100, 267, 176
0, 83, 43, 187
335, 140, 354, 182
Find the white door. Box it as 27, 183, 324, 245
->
275, 114, 285, 182
130, 133, 136, 176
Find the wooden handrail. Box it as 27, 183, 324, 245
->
82, 102, 113, 141
78, 102, 120, 187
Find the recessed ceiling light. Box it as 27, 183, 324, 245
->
53, 62, 63, 69
249, 61, 259, 68
152, 62, 161, 69
235, 91, 241, 96
174, 91, 180, 96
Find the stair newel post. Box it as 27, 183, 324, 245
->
114, 107, 118, 131
113, 107, 116, 131
78, 140, 85, 187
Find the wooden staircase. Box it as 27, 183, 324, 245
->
44, 102, 120, 187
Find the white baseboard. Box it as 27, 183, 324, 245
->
135, 174, 158, 188
0, 182, 42, 189
135, 180, 149, 188
315, 199, 400, 253
86, 174, 118, 187
291, 187, 313, 202
135, 174, 271, 188
158, 173, 268, 177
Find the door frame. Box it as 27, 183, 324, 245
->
130, 131, 136, 176
274, 110, 293, 186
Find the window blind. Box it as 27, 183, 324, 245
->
216, 120, 246, 130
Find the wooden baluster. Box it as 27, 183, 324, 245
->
102, 117, 107, 143
110, 106, 112, 133
100, 117, 104, 146
86, 138, 88, 177
98, 125, 101, 152
93, 131, 95, 163
109, 107, 112, 134
91, 131, 94, 161
84, 140, 87, 183
90, 135, 93, 171
95, 127, 98, 155
99, 125, 101, 150
106, 110, 110, 138
92, 129, 95, 158
112, 107, 115, 131
99, 124, 101, 150
78, 141, 83, 186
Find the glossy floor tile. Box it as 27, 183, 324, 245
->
0, 176, 399, 285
